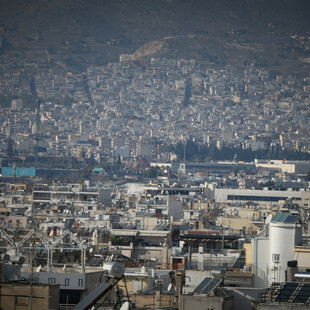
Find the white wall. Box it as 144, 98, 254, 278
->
252, 222, 303, 288
252, 237, 270, 288
213, 188, 302, 204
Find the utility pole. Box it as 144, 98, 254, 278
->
221, 225, 224, 254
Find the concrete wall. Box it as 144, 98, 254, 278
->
244, 242, 252, 267
252, 237, 270, 288
6, 215, 28, 228
0, 284, 59, 310
294, 247, 310, 269
131, 293, 174, 309
212, 188, 301, 204
227, 288, 265, 310
219, 217, 251, 231
20, 271, 86, 290
133, 246, 166, 264
180, 295, 234, 310
119, 276, 148, 294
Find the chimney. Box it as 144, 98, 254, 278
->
175, 272, 184, 308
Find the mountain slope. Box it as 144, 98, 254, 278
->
0, 0, 310, 74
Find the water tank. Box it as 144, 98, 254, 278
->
103, 261, 125, 279
1, 254, 10, 262
269, 221, 302, 283
10, 255, 25, 265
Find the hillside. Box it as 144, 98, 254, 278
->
1, 0, 310, 74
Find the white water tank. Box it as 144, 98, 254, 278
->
103, 261, 125, 279
269, 221, 302, 283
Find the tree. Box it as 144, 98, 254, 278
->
144, 166, 158, 178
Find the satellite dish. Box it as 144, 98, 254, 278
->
120, 301, 129, 310
265, 214, 273, 225
167, 283, 172, 292
89, 248, 94, 254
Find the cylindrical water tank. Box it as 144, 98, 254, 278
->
269, 221, 302, 283
1, 254, 10, 262
10, 255, 25, 265
103, 261, 125, 279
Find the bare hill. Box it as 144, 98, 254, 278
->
0, 0, 310, 74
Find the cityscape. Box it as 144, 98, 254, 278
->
2, 58, 310, 163
0, 1, 310, 310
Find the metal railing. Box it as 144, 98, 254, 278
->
186, 256, 238, 270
